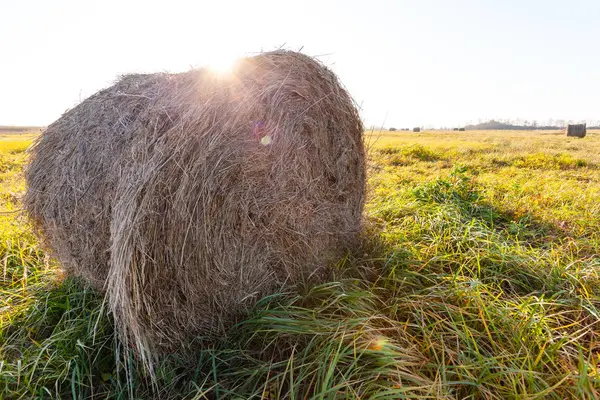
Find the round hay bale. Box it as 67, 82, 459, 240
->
566, 123, 586, 138
24, 51, 365, 365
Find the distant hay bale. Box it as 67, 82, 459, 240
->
413, 127, 421, 133
389, 127, 397, 131
459, 127, 465, 131
24, 50, 366, 367
566, 124, 586, 138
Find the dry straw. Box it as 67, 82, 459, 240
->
24, 50, 366, 368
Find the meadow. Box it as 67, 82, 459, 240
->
1, 129, 599, 399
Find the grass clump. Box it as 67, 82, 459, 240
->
510, 153, 589, 170
378, 144, 444, 165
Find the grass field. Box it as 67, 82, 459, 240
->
1, 129, 599, 399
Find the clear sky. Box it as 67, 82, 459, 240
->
1, 0, 599, 128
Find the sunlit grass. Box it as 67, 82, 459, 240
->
1, 130, 599, 398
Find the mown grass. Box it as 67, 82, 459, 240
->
1, 130, 599, 399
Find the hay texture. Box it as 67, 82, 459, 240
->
566, 123, 586, 138
24, 51, 365, 365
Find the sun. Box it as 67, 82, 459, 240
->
206, 52, 238, 74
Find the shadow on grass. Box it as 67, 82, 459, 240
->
0, 276, 125, 398
0, 273, 234, 399
412, 165, 573, 247
378, 165, 600, 297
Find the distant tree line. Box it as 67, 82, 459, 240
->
464, 119, 600, 130
0, 125, 43, 133
378, 119, 600, 131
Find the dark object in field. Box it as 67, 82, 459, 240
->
389, 127, 397, 131
566, 124, 586, 138
24, 50, 366, 369
459, 128, 465, 131
453, 128, 458, 131
413, 127, 421, 133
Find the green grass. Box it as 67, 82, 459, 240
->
1, 130, 599, 398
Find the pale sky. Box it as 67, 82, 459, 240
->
1, 0, 599, 128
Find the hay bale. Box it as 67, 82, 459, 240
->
413, 127, 421, 133
389, 127, 397, 131
566, 123, 586, 138
459, 128, 465, 132
24, 50, 365, 366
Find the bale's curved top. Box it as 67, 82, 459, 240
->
24, 50, 365, 366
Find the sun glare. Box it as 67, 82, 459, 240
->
206, 53, 238, 74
